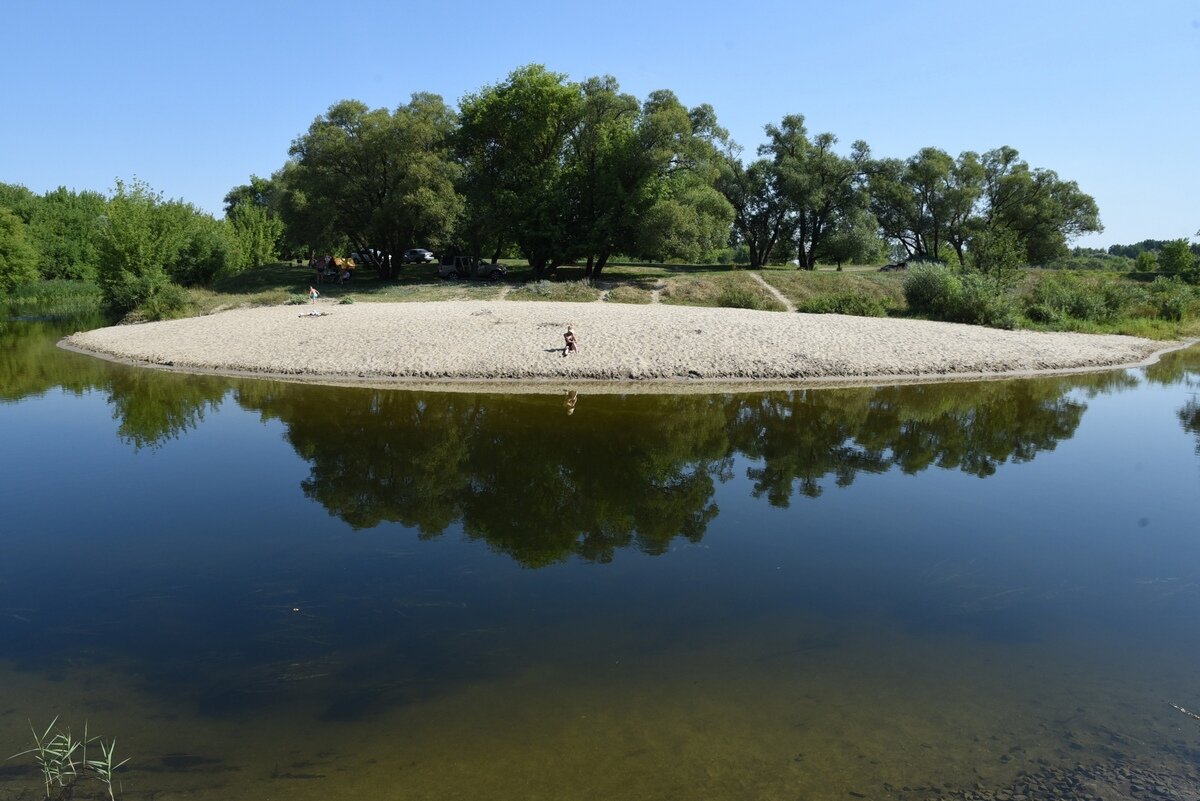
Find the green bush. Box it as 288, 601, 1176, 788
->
1027, 272, 1142, 324
903, 263, 960, 315
800, 292, 889, 317
903, 263, 1018, 328
948, 272, 1019, 329
1147, 278, 1196, 322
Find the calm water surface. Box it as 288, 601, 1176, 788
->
1, 312, 1199, 800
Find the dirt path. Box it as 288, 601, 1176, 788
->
749, 272, 796, 313
496, 285, 512, 301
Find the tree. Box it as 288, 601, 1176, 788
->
1134, 250, 1158, 272
979, 146, 1101, 264
0, 207, 41, 293
289, 94, 463, 278
968, 225, 1025, 281
760, 115, 872, 270
717, 157, 792, 268
94, 179, 193, 314
1159, 238, 1197, 278
628, 94, 733, 267
817, 207, 886, 268
226, 202, 284, 269
28, 187, 106, 281
456, 65, 582, 277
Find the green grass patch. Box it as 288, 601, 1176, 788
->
2, 280, 103, 317
660, 272, 785, 311
604, 284, 655, 304
758, 269, 906, 312
508, 279, 602, 303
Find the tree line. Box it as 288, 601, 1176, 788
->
6, 63, 1197, 316
234, 64, 1108, 279
0, 178, 281, 312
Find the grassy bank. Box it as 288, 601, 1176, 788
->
17, 261, 1198, 341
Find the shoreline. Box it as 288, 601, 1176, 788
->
60, 300, 1190, 394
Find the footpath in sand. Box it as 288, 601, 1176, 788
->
63, 300, 1174, 389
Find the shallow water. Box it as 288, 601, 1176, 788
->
1, 313, 1199, 800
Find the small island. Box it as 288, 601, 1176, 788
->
63, 299, 1176, 389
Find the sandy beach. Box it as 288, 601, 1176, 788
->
62, 300, 1177, 389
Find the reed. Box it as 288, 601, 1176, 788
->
8, 719, 129, 801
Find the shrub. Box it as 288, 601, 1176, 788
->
801, 292, 888, 317
903, 263, 1018, 328
903, 262, 960, 315
947, 272, 1019, 329
1027, 272, 1142, 324
1147, 278, 1196, 321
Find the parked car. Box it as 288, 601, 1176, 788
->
438, 256, 507, 281
350, 249, 390, 270
402, 248, 436, 264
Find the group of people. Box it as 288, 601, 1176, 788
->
310, 255, 352, 286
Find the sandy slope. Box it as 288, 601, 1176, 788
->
62, 300, 1172, 388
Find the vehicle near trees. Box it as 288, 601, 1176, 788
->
350, 249, 390, 270
437, 255, 506, 280
402, 248, 435, 264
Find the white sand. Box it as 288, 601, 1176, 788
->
62, 300, 1175, 389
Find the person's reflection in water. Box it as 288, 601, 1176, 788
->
564, 390, 578, 415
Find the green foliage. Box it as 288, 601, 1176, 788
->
1025, 272, 1141, 324
759, 115, 872, 270
903, 262, 1017, 328
225, 201, 283, 270
903, 262, 961, 315
1044, 252, 1134, 271
1134, 250, 1158, 272
799, 291, 889, 317
28, 187, 106, 281
1159, 238, 1197, 279
0, 206, 41, 292
1146, 278, 1198, 321
95, 179, 235, 315
2, 279, 102, 316
289, 94, 463, 277
968, 226, 1025, 281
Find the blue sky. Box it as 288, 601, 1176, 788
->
4, 0, 1197, 248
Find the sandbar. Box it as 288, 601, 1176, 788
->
61, 300, 1179, 391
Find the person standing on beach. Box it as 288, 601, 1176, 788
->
563, 324, 578, 357
308, 286, 320, 314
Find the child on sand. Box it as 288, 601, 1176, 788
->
563, 324, 578, 356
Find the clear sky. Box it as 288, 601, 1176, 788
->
4, 0, 1197, 249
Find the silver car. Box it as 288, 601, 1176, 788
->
402, 248, 436, 264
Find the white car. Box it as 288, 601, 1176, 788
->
402, 248, 436, 264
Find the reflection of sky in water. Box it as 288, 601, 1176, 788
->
1, 320, 1199, 800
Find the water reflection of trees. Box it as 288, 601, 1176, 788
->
1146, 345, 1200, 454
10, 315, 1194, 566
234, 373, 1139, 565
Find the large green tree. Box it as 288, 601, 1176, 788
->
288, 94, 463, 278
977, 146, 1101, 264
456, 65, 582, 277
28, 187, 106, 281
0, 207, 41, 292
761, 115, 872, 270
717, 157, 793, 268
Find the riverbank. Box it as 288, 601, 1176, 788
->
61, 300, 1179, 389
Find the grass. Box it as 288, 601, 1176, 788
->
660, 271, 785, 311
757, 268, 906, 312
53, 259, 1193, 341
